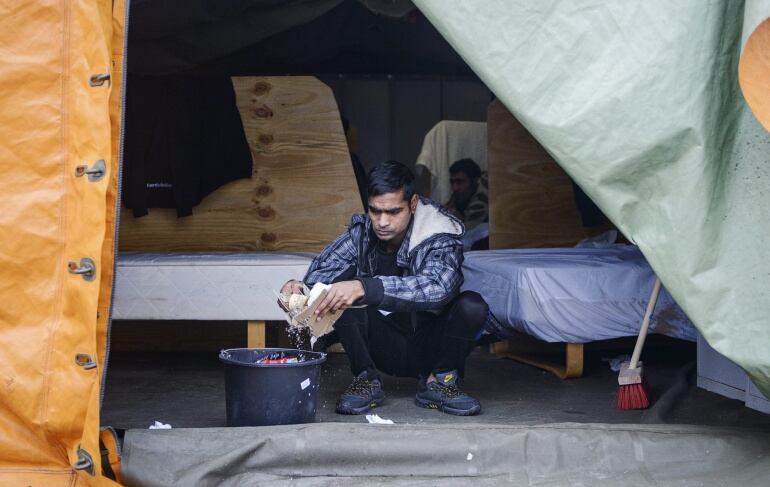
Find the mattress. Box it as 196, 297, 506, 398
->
112, 252, 315, 320
461, 246, 696, 343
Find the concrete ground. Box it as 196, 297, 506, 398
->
102, 338, 770, 431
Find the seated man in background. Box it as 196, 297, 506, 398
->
280, 161, 487, 416
445, 158, 489, 249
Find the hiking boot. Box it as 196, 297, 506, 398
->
415, 370, 481, 416
335, 371, 385, 415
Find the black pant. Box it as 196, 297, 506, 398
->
333, 291, 488, 380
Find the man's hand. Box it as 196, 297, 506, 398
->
314, 280, 365, 319
280, 279, 304, 295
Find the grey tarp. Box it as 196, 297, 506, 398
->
414, 0, 770, 397
122, 423, 770, 486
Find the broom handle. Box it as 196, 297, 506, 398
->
629, 276, 662, 370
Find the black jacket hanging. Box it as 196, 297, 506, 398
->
122, 75, 252, 217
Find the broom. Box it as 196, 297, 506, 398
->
617, 276, 662, 410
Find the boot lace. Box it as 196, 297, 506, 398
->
345, 375, 372, 396
434, 381, 464, 399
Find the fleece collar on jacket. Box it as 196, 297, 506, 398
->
360, 197, 464, 268
406, 197, 464, 253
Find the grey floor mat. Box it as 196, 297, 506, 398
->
121, 422, 770, 487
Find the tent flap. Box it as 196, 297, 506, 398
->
415, 0, 770, 397
0, 0, 124, 484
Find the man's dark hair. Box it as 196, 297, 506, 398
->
367, 160, 415, 201
449, 158, 482, 180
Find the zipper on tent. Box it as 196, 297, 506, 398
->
101, 0, 130, 409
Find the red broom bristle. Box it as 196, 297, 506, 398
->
616, 381, 650, 410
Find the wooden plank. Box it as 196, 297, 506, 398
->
488, 99, 613, 249
119, 76, 363, 252
492, 340, 584, 379
247, 320, 266, 349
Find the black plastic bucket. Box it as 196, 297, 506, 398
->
219, 348, 326, 427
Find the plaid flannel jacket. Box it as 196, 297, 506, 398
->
304, 198, 465, 312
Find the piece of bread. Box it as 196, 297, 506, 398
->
288, 293, 308, 312
277, 283, 343, 337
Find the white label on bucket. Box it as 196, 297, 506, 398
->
300, 378, 311, 390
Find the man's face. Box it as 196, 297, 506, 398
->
450, 171, 476, 205
367, 190, 417, 244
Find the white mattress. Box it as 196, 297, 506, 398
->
461, 246, 697, 343
113, 252, 314, 320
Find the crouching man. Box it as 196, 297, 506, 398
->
280, 161, 488, 416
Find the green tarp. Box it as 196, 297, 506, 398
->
414, 0, 770, 396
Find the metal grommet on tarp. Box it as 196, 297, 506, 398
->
73, 448, 95, 476
75, 353, 97, 370
88, 73, 110, 87
75, 159, 106, 182
67, 258, 96, 282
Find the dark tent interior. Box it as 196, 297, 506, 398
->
105, 1, 770, 484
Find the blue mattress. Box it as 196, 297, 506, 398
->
461, 246, 696, 343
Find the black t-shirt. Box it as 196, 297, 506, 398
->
356, 241, 401, 306
375, 242, 400, 277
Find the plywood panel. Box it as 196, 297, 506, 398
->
119, 76, 362, 252
488, 99, 612, 249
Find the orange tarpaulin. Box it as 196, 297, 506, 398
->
0, 0, 124, 484
740, 17, 770, 132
